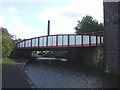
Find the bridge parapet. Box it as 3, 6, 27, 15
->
16, 34, 103, 49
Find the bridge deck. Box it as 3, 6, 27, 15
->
16, 34, 103, 49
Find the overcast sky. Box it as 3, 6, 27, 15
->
0, 0, 103, 39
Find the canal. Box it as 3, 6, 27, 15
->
24, 58, 118, 88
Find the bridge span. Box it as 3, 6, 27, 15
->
11, 34, 104, 67
16, 34, 103, 49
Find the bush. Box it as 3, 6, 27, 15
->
1, 27, 14, 58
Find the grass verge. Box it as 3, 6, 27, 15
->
1, 58, 14, 72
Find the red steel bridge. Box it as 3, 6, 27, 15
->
16, 34, 103, 49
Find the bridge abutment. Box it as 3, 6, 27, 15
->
66, 47, 104, 69
104, 1, 119, 73
11, 49, 32, 59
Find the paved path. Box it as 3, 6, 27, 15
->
2, 59, 31, 88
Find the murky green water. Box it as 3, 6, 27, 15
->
25, 58, 118, 88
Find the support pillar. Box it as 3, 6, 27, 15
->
103, 1, 120, 73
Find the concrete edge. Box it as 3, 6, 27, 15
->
103, 0, 120, 2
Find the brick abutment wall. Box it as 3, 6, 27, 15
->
66, 46, 104, 70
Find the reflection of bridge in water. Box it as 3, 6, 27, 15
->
16, 34, 103, 49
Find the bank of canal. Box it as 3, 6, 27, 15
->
2, 59, 32, 88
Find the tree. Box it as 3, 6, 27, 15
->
0, 27, 14, 58
74, 15, 104, 35
13, 38, 22, 45
0, 27, 22, 58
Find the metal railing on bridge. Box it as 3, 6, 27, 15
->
16, 34, 103, 49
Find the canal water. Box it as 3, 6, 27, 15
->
24, 58, 118, 88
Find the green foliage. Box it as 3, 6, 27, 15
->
0, 27, 14, 58
14, 38, 22, 44
2, 58, 14, 72
74, 15, 104, 35
33, 51, 66, 58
